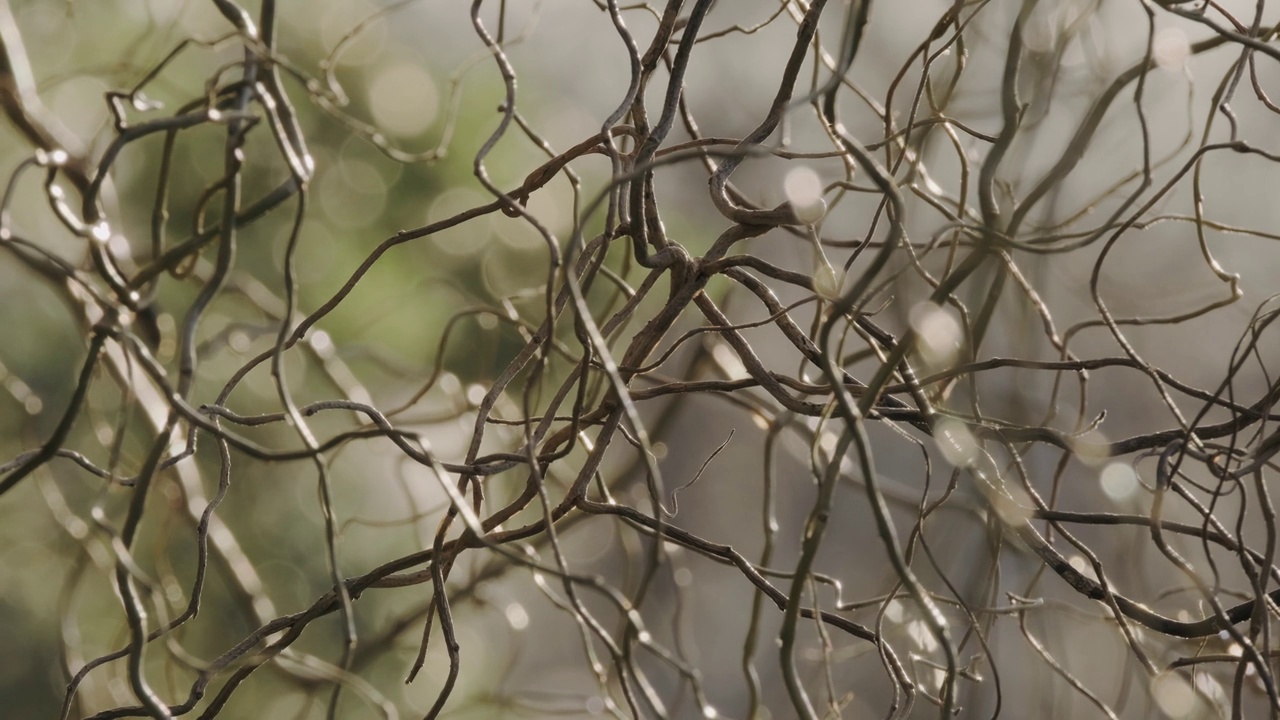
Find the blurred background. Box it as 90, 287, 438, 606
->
4, 0, 1280, 718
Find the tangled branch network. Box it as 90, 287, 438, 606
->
7, 0, 1280, 717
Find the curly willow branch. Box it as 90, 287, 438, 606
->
5, 0, 1280, 718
